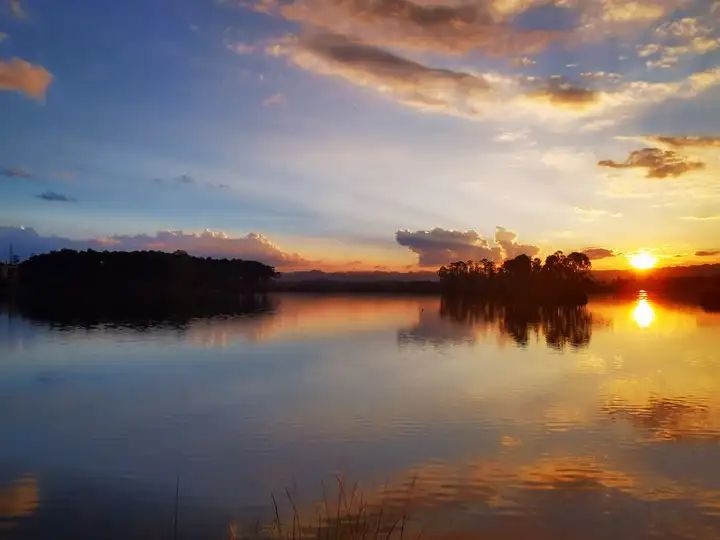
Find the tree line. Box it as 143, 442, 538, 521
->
12, 249, 279, 319
438, 251, 592, 303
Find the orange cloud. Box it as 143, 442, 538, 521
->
275, 0, 564, 56
598, 147, 705, 178
0, 57, 53, 100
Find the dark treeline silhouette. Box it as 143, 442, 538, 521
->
438, 251, 592, 304
10, 249, 279, 323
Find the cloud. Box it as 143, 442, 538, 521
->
226, 41, 256, 55
262, 92, 287, 107
396, 228, 502, 266
649, 136, 720, 148
35, 191, 76, 202
574, 207, 623, 220
269, 33, 720, 125
270, 0, 565, 56
528, 81, 600, 109
0, 58, 53, 100
695, 249, 720, 256
176, 173, 195, 184
680, 215, 720, 221
494, 226, 540, 259
1, 166, 32, 179
0, 226, 309, 269
598, 147, 705, 178
583, 247, 615, 260
395, 226, 538, 266
271, 33, 493, 116
9, 0, 26, 18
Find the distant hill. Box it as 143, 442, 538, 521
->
592, 264, 720, 282
279, 265, 720, 284
278, 270, 439, 283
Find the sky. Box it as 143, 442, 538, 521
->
0, 0, 719, 271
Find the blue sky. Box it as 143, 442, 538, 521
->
1, 0, 719, 269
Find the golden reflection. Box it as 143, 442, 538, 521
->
0, 475, 39, 520
632, 291, 655, 328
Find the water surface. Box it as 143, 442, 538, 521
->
1, 293, 719, 539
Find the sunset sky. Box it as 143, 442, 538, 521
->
1, 0, 719, 271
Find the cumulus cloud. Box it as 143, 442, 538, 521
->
598, 147, 705, 178
35, 191, 75, 202
695, 249, 720, 256
582, 247, 615, 260
1, 166, 32, 179
396, 228, 501, 266
0, 226, 309, 268
0, 57, 53, 100
395, 226, 538, 266
494, 226, 540, 259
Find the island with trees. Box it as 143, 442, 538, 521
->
6, 249, 279, 322
438, 251, 593, 304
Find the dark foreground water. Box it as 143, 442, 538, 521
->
1, 293, 719, 539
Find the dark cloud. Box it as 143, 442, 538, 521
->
396, 228, 501, 266
0, 226, 309, 269
395, 226, 538, 267
582, 247, 615, 260
651, 136, 720, 148
35, 191, 76, 202
695, 249, 720, 257
275, 33, 493, 115
529, 80, 600, 109
176, 174, 195, 184
598, 147, 705, 178
1, 166, 32, 179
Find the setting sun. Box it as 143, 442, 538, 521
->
629, 252, 658, 270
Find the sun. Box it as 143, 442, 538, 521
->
629, 252, 657, 270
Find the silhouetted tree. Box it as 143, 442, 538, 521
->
438, 251, 593, 304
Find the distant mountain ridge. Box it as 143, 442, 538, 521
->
279, 265, 720, 284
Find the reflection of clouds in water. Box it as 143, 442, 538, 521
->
186, 295, 422, 347
0, 475, 39, 521
279, 452, 720, 539
604, 396, 720, 442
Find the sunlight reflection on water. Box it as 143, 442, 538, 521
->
632, 290, 655, 328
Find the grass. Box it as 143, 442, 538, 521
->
227, 477, 419, 540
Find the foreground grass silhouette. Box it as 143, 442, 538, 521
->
227, 478, 417, 540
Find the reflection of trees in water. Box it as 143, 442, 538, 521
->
399, 297, 593, 349
12, 293, 278, 330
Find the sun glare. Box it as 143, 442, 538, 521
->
632, 291, 655, 328
629, 252, 657, 270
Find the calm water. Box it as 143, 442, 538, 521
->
1, 293, 720, 539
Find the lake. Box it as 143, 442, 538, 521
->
1, 293, 720, 539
